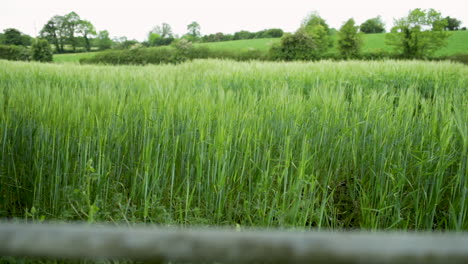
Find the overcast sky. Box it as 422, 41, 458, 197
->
1, 0, 466, 41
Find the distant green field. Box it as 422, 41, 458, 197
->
53, 52, 96, 63
359, 31, 468, 56
54, 31, 468, 63
196, 38, 279, 52
199, 31, 468, 56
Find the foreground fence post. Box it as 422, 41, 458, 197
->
1, 222, 468, 263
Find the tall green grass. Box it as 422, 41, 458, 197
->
1, 59, 467, 230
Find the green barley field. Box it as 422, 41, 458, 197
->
1, 59, 467, 231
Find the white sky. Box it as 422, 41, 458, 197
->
1, 0, 467, 41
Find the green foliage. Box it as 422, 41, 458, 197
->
256, 28, 284, 38
445, 53, 468, 65
0, 45, 30, 61
202, 29, 283, 43
76, 20, 96, 52
150, 23, 173, 39
80, 47, 177, 65
302, 11, 331, 33
31, 39, 53, 62
112, 37, 139, 49
202, 32, 233, 42
307, 24, 332, 53
269, 29, 318, 61
302, 12, 333, 53
56, 31, 468, 64
148, 33, 161, 46
171, 39, 193, 63
3, 28, 31, 46
63, 11, 81, 52
337, 18, 362, 59
233, 30, 256, 40
445, 16, 462, 31
80, 45, 266, 65
386, 8, 450, 58
148, 23, 175, 46
96, 30, 112, 51
360, 16, 386, 33
41, 12, 100, 53
187, 21, 201, 38
40, 15, 66, 53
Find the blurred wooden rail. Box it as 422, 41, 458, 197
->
1, 222, 468, 263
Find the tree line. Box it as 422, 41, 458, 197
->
271, 8, 462, 60
0, 8, 465, 61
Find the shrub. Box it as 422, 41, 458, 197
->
360, 16, 386, 33
337, 18, 362, 59
359, 49, 395, 60
80, 47, 177, 65
269, 30, 319, 61
31, 39, 53, 62
0, 45, 30, 61
80, 45, 267, 65
446, 54, 468, 65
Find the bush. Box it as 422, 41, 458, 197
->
446, 54, 468, 65
80, 47, 177, 65
80, 45, 267, 65
31, 39, 53, 62
269, 30, 319, 61
337, 18, 362, 59
359, 50, 395, 60
0, 45, 30, 61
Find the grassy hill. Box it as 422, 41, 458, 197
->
53, 52, 96, 63
198, 31, 468, 56
53, 31, 468, 63
196, 38, 278, 52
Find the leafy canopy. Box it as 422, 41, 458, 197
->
338, 18, 362, 58
360, 16, 386, 33
301, 12, 333, 53
385, 8, 450, 58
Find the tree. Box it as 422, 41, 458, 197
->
337, 18, 362, 58
96, 30, 112, 50
187, 21, 201, 38
261, 28, 284, 38
201, 32, 232, 42
77, 20, 96, 51
302, 12, 333, 53
445, 16, 462, 31
303, 12, 331, 33
40, 15, 67, 53
3, 28, 23, 46
148, 32, 162, 46
31, 39, 53, 62
360, 16, 386, 33
112, 36, 139, 49
269, 29, 318, 61
307, 24, 331, 53
385, 8, 450, 58
150, 23, 173, 39
63, 11, 81, 52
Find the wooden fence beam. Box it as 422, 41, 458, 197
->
1, 222, 468, 263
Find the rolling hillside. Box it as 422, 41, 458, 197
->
53, 31, 468, 62
197, 31, 468, 56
